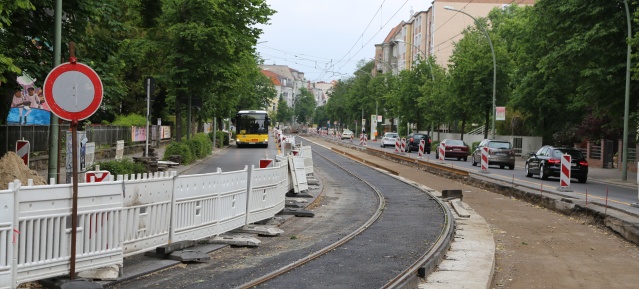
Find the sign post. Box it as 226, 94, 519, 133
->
43, 42, 102, 280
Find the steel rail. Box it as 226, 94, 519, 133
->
234, 149, 386, 289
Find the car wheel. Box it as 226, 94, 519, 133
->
471, 155, 477, 166
500, 165, 505, 169
508, 165, 514, 170
463, 157, 467, 162
457, 157, 461, 161
539, 163, 549, 180
525, 163, 533, 177
578, 176, 587, 183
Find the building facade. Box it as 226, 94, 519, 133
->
378, 0, 535, 71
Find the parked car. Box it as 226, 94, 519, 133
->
405, 133, 431, 154
471, 139, 516, 170
341, 129, 354, 139
435, 139, 469, 161
525, 146, 589, 183
380, 132, 399, 148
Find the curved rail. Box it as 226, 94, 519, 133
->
234, 149, 386, 289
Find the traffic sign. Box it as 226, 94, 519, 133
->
85, 170, 111, 183
16, 140, 30, 166
43, 62, 103, 121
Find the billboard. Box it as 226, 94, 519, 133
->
7, 73, 51, 125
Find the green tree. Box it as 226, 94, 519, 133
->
275, 95, 292, 125
294, 88, 316, 125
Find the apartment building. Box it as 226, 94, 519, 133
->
377, 0, 535, 72
261, 65, 306, 108
308, 80, 335, 106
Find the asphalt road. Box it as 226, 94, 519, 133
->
345, 138, 639, 215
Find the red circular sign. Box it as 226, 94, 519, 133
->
44, 62, 103, 121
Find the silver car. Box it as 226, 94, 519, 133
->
471, 139, 516, 170
380, 132, 399, 148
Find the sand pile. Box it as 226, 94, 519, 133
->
0, 152, 47, 190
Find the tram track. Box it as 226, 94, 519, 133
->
109, 141, 453, 289
244, 142, 453, 288
235, 145, 387, 288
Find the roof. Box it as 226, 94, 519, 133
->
261, 70, 282, 86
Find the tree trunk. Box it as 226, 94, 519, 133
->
460, 114, 466, 141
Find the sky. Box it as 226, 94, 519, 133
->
257, 0, 433, 83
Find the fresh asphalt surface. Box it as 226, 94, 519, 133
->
108, 137, 447, 289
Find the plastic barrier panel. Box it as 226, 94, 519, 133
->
0, 181, 17, 289
120, 171, 175, 257
171, 168, 249, 242
246, 162, 288, 224
15, 181, 123, 285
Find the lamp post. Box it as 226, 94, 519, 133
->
622, 0, 631, 181
445, 6, 497, 139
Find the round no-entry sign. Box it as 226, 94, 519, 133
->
44, 62, 103, 121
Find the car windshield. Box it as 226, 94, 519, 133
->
413, 134, 426, 139
553, 149, 584, 159
386, 133, 398, 138
446, 140, 464, 146
488, 141, 512, 149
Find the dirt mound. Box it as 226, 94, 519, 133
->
0, 152, 47, 190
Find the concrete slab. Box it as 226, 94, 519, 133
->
206, 234, 261, 247
77, 265, 120, 281
234, 225, 284, 236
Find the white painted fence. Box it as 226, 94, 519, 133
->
1, 157, 293, 289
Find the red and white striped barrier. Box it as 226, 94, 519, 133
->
438, 145, 445, 162
395, 140, 400, 153
418, 140, 425, 158
363, 134, 368, 146
16, 140, 30, 167
480, 147, 489, 173
400, 138, 406, 154
558, 154, 572, 192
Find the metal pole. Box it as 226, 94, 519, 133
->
622, 0, 631, 181
445, 6, 497, 139
47, 0, 62, 182
145, 79, 150, 157
70, 120, 79, 279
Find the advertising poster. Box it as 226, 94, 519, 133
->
132, 126, 147, 142
7, 73, 51, 125
496, 107, 506, 121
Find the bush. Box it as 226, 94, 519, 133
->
91, 159, 147, 176
163, 141, 193, 164
110, 113, 147, 127
189, 133, 212, 158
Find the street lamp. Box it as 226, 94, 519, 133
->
445, 6, 497, 139
622, 0, 631, 182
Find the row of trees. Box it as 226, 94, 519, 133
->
0, 0, 278, 140
321, 1, 639, 145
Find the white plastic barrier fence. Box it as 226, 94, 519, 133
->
120, 171, 175, 257
299, 145, 315, 177
13, 180, 124, 287
1, 153, 299, 288
0, 182, 17, 289
171, 168, 248, 243
246, 162, 288, 224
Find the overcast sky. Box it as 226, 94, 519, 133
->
257, 0, 433, 83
